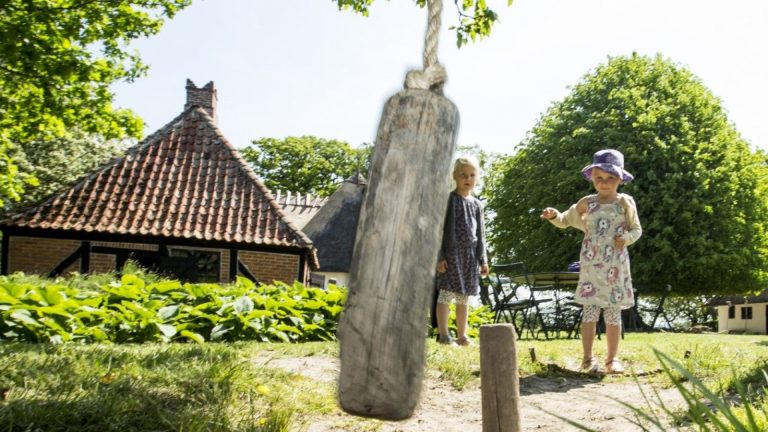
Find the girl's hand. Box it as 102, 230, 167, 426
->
480, 263, 489, 276
540, 207, 558, 220
437, 260, 448, 273
614, 235, 625, 250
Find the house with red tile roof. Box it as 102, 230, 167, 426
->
0, 80, 318, 285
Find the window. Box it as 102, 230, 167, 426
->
165, 248, 220, 283
741, 306, 753, 320
728, 305, 735, 319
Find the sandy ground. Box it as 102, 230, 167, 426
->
253, 354, 687, 432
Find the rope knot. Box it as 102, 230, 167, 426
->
404, 63, 446, 92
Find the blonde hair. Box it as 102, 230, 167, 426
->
452, 155, 482, 177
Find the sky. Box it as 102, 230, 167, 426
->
112, 0, 768, 156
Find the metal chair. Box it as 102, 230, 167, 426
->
490, 262, 554, 339
479, 273, 531, 338
642, 284, 674, 330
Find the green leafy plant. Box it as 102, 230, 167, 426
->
0, 272, 347, 344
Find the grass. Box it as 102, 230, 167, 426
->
1, 333, 768, 431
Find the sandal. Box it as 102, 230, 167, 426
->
456, 336, 474, 347
605, 358, 625, 374
580, 356, 600, 373
437, 335, 457, 346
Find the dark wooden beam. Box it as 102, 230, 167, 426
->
229, 249, 238, 282
1, 231, 9, 276
238, 259, 258, 283
298, 252, 307, 285
80, 241, 91, 273
48, 246, 83, 278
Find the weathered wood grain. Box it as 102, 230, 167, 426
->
338, 88, 459, 420
480, 324, 522, 432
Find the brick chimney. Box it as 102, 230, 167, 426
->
184, 79, 217, 123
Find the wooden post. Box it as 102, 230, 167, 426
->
480, 324, 522, 432
338, 88, 459, 420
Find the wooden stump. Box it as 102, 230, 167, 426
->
480, 324, 522, 432
338, 88, 459, 420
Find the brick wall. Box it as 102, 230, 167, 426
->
7, 237, 81, 275
6, 235, 303, 285
239, 251, 300, 285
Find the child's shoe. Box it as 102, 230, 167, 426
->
456, 336, 474, 347
604, 358, 625, 374
580, 356, 600, 373
437, 334, 457, 346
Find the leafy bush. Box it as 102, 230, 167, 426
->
0, 272, 346, 344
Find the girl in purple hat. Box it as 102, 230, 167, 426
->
540, 149, 642, 374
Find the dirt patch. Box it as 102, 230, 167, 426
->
252, 355, 685, 431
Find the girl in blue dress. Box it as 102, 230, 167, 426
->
435, 156, 489, 346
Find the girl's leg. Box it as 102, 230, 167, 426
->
605, 323, 621, 361
580, 305, 600, 370
580, 322, 596, 359
436, 302, 451, 340
455, 303, 468, 340
603, 307, 624, 373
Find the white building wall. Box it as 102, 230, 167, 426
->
309, 271, 349, 290
717, 303, 767, 334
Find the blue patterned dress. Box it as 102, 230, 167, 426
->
436, 191, 487, 296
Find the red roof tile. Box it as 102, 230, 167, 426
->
2, 107, 316, 260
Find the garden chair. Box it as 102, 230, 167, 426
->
491, 262, 554, 340
643, 284, 674, 330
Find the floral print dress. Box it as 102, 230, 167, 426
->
575, 195, 635, 309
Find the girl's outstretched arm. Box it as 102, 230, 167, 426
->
542, 197, 589, 232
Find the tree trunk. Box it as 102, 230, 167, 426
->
338, 88, 459, 420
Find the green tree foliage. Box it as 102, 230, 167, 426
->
242, 136, 372, 197
485, 53, 768, 295
5, 132, 131, 213
0, 0, 191, 205
332, 0, 514, 47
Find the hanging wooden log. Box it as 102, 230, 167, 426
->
337, 87, 459, 420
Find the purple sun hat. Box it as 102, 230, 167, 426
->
581, 149, 634, 182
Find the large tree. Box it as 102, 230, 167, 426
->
485, 53, 768, 295
333, 0, 513, 47
5, 132, 131, 213
242, 136, 373, 197
0, 0, 190, 206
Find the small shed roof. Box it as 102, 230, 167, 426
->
706, 290, 768, 306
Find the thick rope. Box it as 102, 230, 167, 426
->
404, 0, 446, 92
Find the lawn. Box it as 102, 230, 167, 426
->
2, 332, 767, 431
